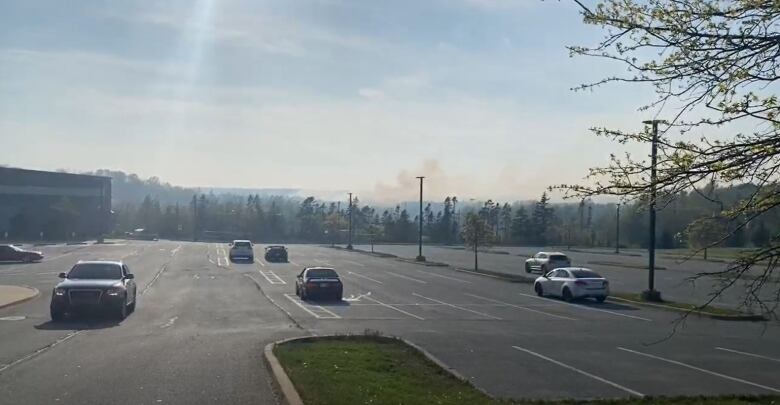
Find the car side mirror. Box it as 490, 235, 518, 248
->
126, 273, 135, 279
58, 272, 67, 278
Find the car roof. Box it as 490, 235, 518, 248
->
232, 240, 251, 243
304, 266, 337, 273
539, 251, 566, 256
75, 260, 123, 266
266, 245, 286, 248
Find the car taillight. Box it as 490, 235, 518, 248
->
306, 282, 317, 288
574, 280, 587, 286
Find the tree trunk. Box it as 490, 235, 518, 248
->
704, 248, 708, 261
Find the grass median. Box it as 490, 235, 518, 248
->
610, 292, 750, 317
273, 335, 777, 405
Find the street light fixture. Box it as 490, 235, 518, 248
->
641, 119, 665, 302
416, 176, 426, 262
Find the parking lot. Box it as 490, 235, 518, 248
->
0, 241, 778, 403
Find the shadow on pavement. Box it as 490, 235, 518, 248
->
575, 300, 642, 311
35, 315, 122, 331
303, 299, 350, 307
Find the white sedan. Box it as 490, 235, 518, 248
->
534, 267, 609, 302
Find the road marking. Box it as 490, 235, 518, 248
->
465, 294, 576, 321
347, 271, 383, 284
386, 272, 427, 284
364, 295, 425, 320
283, 294, 340, 319
256, 260, 265, 267
413, 293, 502, 320
412, 269, 471, 283
171, 244, 182, 256
161, 316, 178, 329
314, 259, 333, 266
259, 269, 286, 285
512, 345, 644, 397
715, 347, 780, 363
343, 260, 365, 267
0, 316, 26, 321
517, 292, 652, 322
618, 347, 780, 393
289, 261, 300, 267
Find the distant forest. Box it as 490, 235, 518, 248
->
97, 170, 777, 248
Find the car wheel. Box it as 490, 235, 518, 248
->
541, 264, 548, 274
115, 300, 127, 320
595, 296, 606, 303
50, 307, 65, 322
534, 283, 544, 297
525, 263, 532, 273
128, 293, 137, 313
562, 287, 573, 302
295, 285, 299, 296
301, 288, 307, 300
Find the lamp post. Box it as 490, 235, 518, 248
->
347, 193, 354, 250
615, 203, 620, 254
641, 119, 665, 302
416, 176, 426, 262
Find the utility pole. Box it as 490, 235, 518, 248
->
615, 203, 620, 254
347, 193, 353, 250
416, 176, 426, 262
642, 120, 664, 301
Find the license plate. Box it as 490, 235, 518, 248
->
319, 283, 329, 288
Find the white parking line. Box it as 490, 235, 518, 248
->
343, 260, 365, 267
413, 293, 502, 320
386, 272, 427, 284
618, 347, 780, 393
259, 269, 286, 285
715, 347, 780, 363
364, 296, 425, 320
412, 269, 471, 284
512, 346, 644, 397
314, 259, 333, 266
289, 261, 301, 267
283, 294, 340, 319
517, 292, 652, 322
466, 294, 576, 321
347, 271, 383, 284
257, 260, 265, 267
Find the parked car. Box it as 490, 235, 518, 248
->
534, 267, 609, 302
295, 267, 343, 301
229, 240, 254, 262
525, 251, 571, 273
0, 244, 43, 263
264, 245, 288, 262
50, 261, 137, 320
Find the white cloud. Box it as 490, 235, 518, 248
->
358, 88, 385, 100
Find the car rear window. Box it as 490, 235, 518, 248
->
234, 242, 251, 248
571, 269, 602, 279
549, 255, 569, 261
307, 269, 338, 279
69, 263, 122, 280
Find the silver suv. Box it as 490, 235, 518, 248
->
525, 252, 571, 274
229, 240, 254, 262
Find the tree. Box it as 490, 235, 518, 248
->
532, 192, 555, 245
561, 0, 780, 311
687, 217, 729, 259
751, 222, 771, 248
511, 206, 530, 245
461, 213, 492, 271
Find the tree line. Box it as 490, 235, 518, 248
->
112, 183, 779, 249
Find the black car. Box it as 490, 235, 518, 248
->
295, 267, 343, 301
0, 244, 43, 263
50, 261, 137, 321
264, 245, 288, 262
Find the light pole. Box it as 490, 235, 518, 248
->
416, 176, 426, 262
615, 203, 620, 254
347, 193, 354, 250
642, 119, 664, 302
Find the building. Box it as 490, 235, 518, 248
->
0, 167, 111, 241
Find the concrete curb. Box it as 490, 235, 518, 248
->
588, 260, 667, 270
263, 334, 493, 405
0, 285, 40, 310
608, 296, 767, 321
395, 258, 449, 267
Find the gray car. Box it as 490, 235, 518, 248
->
525, 251, 571, 273
50, 261, 137, 321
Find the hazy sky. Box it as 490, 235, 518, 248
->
0, 0, 655, 202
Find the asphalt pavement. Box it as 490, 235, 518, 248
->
353, 244, 780, 313
1, 241, 779, 404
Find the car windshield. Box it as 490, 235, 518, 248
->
549, 255, 568, 261
68, 263, 122, 280
233, 242, 251, 248
570, 269, 602, 279
306, 269, 338, 279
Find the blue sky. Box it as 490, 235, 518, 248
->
0, 0, 653, 202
